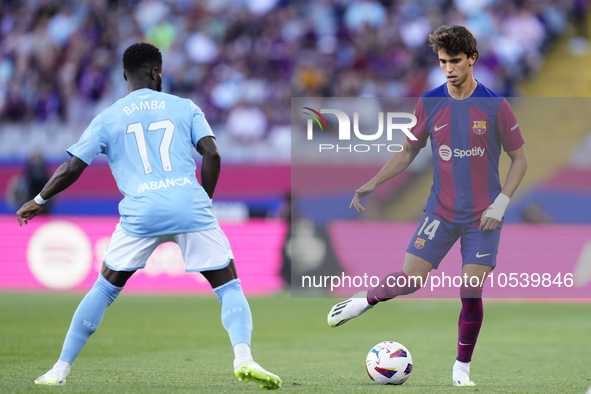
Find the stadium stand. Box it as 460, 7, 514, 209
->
0, 0, 586, 220
0, 0, 577, 158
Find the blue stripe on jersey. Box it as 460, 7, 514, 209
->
450, 103, 472, 220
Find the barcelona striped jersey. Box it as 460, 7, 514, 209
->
407, 82, 525, 227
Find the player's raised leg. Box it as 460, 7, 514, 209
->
327, 253, 432, 327
203, 261, 282, 390
453, 263, 491, 387
35, 264, 134, 386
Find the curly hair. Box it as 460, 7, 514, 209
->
122, 43, 162, 73
428, 25, 479, 63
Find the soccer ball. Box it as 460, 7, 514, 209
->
365, 341, 413, 385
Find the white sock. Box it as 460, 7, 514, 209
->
234, 343, 253, 361
350, 292, 373, 315
54, 360, 71, 372
453, 360, 470, 381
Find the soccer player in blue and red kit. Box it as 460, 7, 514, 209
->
17, 43, 281, 389
327, 25, 528, 386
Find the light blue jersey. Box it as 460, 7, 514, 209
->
67, 88, 218, 237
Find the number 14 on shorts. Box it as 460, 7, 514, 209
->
417, 216, 441, 240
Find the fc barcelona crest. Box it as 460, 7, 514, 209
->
414, 238, 426, 249
473, 120, 487, 135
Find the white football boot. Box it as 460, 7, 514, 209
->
34, 367, 69, 386
327, 291, 374, 327
234, 358, 282, 390
453, 360, 475, 386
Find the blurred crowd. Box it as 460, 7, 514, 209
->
0, 0, 585, 161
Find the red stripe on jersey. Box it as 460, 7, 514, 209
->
469, 106, 491, 227
497, 100, 525, 152
433, 106, 455, 222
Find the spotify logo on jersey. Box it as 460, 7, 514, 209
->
439, 145, 452, 161
438, 145, 487, 161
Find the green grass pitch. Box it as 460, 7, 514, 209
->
0, 293, 590, 393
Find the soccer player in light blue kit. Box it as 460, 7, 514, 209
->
16, 43, 282, 390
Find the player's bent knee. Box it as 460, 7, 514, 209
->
460, 285, 483, 300
100, 262, 135, 288
461, 264, 492, 288
202, 260, 238, 289
402, 253, 433, 282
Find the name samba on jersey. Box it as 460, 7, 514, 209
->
122, 100, 166, 115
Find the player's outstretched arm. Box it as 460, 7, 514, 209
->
16, 156, 88, 226
197, 136, 221, 199
479, 145, 527, 231
350, 140, 421, 212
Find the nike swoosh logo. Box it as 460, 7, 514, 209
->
434, 124, 447, 131
476, 252, 491, 258
459, 342, 473, 346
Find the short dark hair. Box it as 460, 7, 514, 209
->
122, 43, 162, 73
429, 25, 479, 63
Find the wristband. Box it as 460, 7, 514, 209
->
34, 194, 47, 205
484, 193, 510, 221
